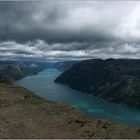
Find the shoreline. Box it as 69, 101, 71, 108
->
0, 84, 140, 138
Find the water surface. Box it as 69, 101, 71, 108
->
15, 69, 140, 128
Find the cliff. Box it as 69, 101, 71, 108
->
55, 59, 140, 107
0, 60, 76, 84
0, 84, 140, 138
0, 62, 43, 83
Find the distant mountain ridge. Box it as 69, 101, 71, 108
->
55, 59, 140, 107
0, 60, 77, 84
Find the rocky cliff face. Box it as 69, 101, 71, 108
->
0, 60, 50, 83
54, 61, 78, 72
0, 60, 77, 84
55, 59, 140, 107
0, 84, 140, 139
0, 74, 12, 84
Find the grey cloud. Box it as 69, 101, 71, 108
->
0, 40, 140, 60
0, 1, 139, 43
0, 1, 140, 60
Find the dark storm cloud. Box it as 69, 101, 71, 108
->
0, 1, 140, 60
0, 1, 131, 43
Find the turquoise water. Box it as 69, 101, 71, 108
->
15, 69, 140, 128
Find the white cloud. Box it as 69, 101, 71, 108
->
120, 4, 140, 40
0, 40, 140, 60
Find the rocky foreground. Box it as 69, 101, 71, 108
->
0, 84, 140, 138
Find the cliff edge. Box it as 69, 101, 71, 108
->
55, 59, 140, 107
0, 84, 140, 138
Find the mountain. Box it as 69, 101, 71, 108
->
55, 59, 140, 107
50, 60, 78, 72
0, 62, 44, 83
0, 74, 12, 84
0, 60, 77, 84
0, 84, 140, 139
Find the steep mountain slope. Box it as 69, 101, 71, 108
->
0, 74, 12, 84
0, 60, 77, 84
54, 61, 78, 72
55, 59, 140, 107
0, 63, 42, 83
0, 84, 140, 139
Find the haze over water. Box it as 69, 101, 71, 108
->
15, 69, 140, 128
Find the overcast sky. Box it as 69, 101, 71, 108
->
1, 1, 140, 60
